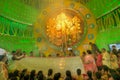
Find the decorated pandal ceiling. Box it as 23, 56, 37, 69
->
0, 0, 119, 54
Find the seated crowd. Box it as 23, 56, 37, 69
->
0, 44, 120, 80
5, 66, 120, 80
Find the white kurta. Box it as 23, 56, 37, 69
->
102, 52, 110, 68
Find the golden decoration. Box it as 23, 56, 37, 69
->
46, 12, 83, 47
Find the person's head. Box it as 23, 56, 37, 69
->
53, 72, 61, 80
48, 68, 53, 76
96, 50, 101, 55
57, 72, 61, 78
112, 45, 116, 49
30, 70, 36, 77
56, 53, 60, 57
24, 74, 29, 80
20, 69, 27, 79
89, 42, 92, 45
112, 49, 118, 55
37, 70, 42, 76
13, 69, 19, 76
97, 66, 102, 72
76, 69, 81, 76
16, 49, 22, 54
37, 71, 44, 80
87, 71, 93, 79
102, 48, 106, 53
82, 52, 86, 56
87, 50, 92, 54
66, 70, 72, 77
101, 65, 109, 75
30, 70, 36, 80
22, 68, 27, 73
8, 72, 14, 79
95, 72, 101, 79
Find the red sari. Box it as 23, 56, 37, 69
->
96, 54, 102, 67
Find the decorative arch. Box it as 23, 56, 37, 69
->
34, 1, 97, 55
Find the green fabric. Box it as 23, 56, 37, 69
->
86, 0, 120, 18
0, 0, 120, 25
20, 0, 120, 18
97, 7, 120, 32
0, 0, 38, 25
96, 6, 120, 50
0, 16, 33, 37
96, 27, 120, 50
0, 35, 35, 53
